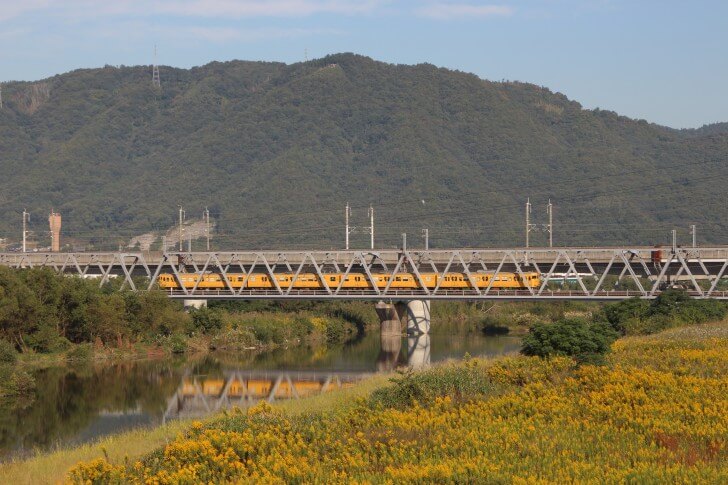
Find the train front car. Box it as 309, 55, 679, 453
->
523, 272, 541, 288
158, 274, 178, 289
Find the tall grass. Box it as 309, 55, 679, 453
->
0, 420, 191, 485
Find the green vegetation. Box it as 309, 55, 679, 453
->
369, 360, 502, 409
0, 267, 188, 354
603, 289, 728, 335
0, 268, 375, 362
1, 54, 726, 249
429, 300, 597, 335
521, 319, 618, 364
209, 304, 374, 351
518, 291, 727, 363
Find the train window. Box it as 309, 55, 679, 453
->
330, 276, 336, 282
395, 277, 401, 281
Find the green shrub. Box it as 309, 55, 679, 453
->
66, 343, 93, 362
369, 362, 499, 409
1, 369, 36, 396
604, 291, 727, 336
249, 320, 285, 345
323, 317, 348, 343
190, 307, 224, 335
168, 334, 187, 354
521, 319, 619, 364
210, 328, 257, 351
24, 326, 73, 354
0, 339, 18, 365
603, 298, 650, 333
290, 317, 315, 340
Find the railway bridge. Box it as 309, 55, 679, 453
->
2, 246, 727, 334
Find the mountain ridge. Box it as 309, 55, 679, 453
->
0, 53, 726, 249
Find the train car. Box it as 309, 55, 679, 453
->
158, 270, 542, 291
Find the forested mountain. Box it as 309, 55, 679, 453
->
0, 53, 726, 250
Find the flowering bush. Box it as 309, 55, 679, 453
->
68, 323, 728, 484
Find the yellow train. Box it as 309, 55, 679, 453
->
158, 271, 541, 290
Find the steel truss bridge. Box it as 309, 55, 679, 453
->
2, 246, 728, 300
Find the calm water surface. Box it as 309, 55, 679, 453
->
0, 331, 519, 460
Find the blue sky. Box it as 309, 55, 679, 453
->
0, 0, 726, 128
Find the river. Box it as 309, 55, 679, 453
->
0, 332, 520, 460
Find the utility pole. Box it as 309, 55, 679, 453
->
690, 224, 696, 248
672, 229, 677, 254
525, 198, 532, 248
547, 199, 553, 248
0, 84, 3, 109
161, 235, 167, 252
402, 233, 407, 252
422, 228, 429, 250
22, 210, 30, 253
178, 206, 185, 251
204, 207, 211, 251
367, 205, 374, 250
345, 203, 351, 250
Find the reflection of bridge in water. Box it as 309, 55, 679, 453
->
164, 334, 431, 421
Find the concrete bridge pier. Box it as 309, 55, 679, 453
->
404, 300, 431, 335
183, 299, 207, 310
375, 301, 403, 337
374, 300, 431, 336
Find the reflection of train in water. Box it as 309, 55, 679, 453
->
181, 376, 355, 400
158, 271, 541, 290
164, 371, 365, 420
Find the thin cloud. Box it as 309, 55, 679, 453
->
182, 26, 342, 42
417, 3, 514, 20
0, 0, 52, 22
152, 0, 384, 17
0, 0, 385, 21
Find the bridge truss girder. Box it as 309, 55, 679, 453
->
1, 248, 727, 300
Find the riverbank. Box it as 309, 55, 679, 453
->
3, 298, 533, 382
0, 370, 395, 484
54, 317, 728, 483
